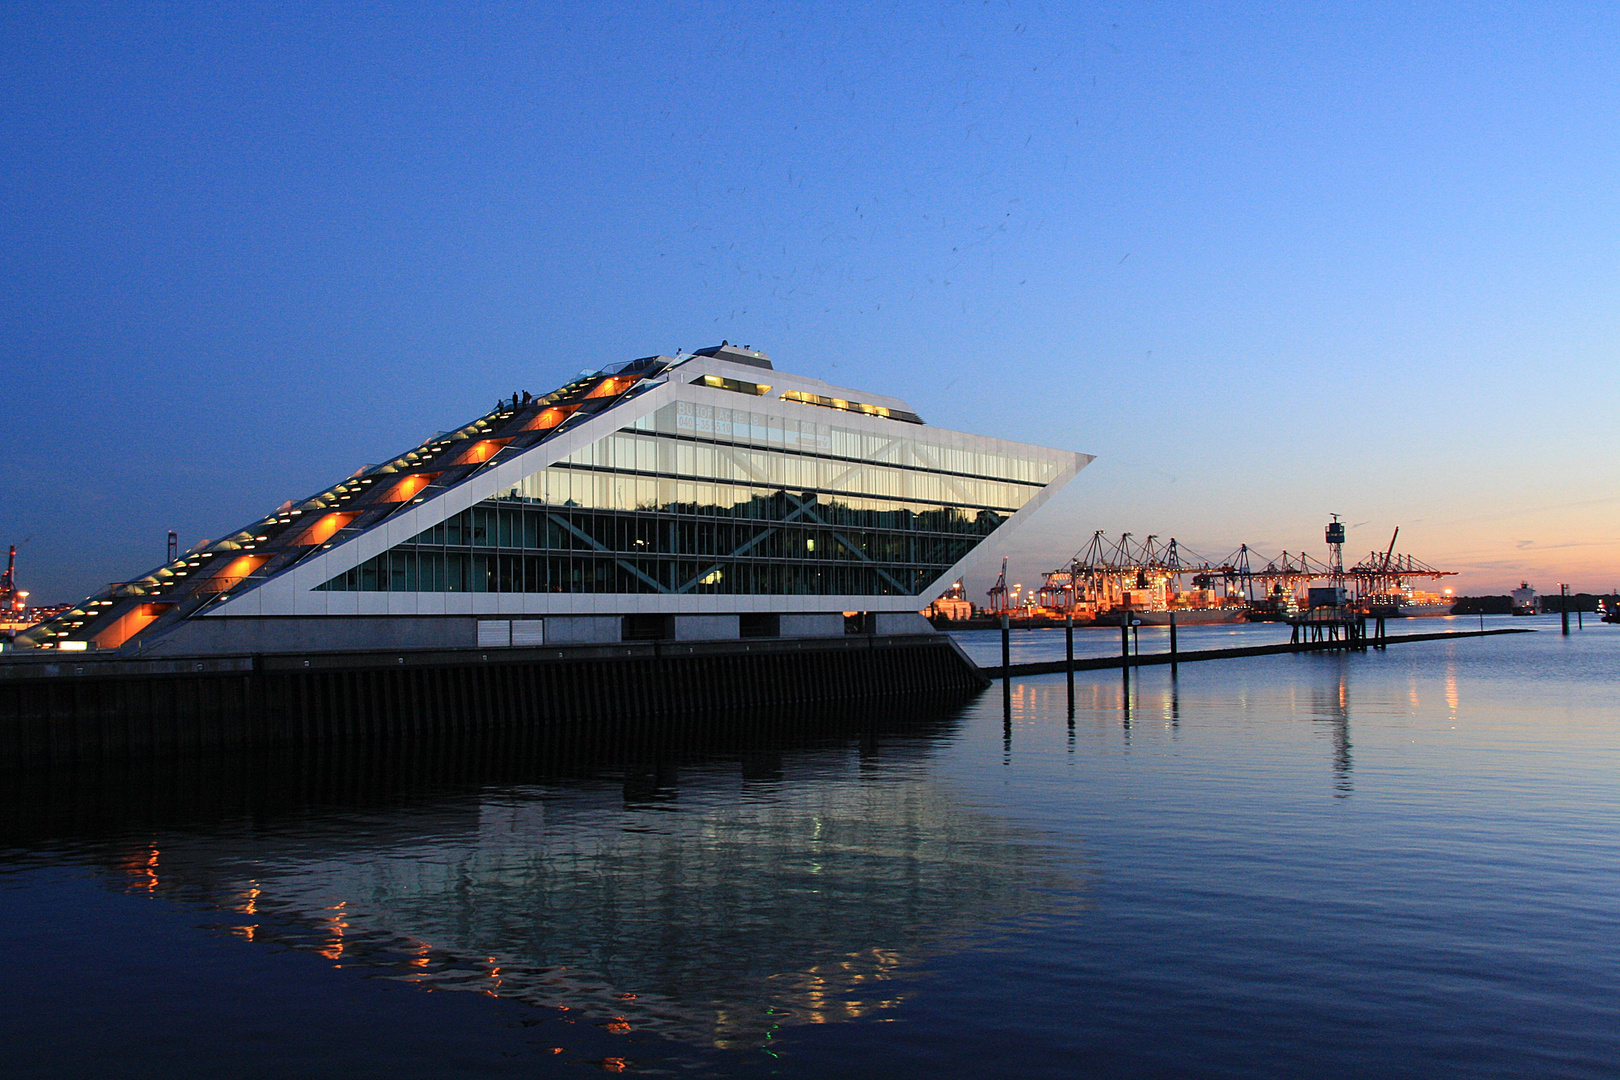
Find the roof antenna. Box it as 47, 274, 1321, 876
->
721, 339, 728, 346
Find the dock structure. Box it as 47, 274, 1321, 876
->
1288, 607, 1366, 646
0, 632, 986, 768
980, 626, 1531, 679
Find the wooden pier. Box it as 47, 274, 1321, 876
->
981, 626, 1532, 679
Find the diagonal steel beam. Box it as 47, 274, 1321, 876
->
544, 511, 671, 593
780, 493, 912, 595
672, 492, 821, 594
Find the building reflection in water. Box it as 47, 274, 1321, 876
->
0, 709, 1083, 1049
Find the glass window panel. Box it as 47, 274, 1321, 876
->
320, 401, 1069, 596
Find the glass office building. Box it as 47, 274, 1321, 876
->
21, 345, 1090, 654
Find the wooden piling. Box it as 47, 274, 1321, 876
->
1065, 612, 1075, 699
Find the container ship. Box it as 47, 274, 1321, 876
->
1362, 590, 1456, 618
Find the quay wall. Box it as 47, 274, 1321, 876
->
0, 633, 987, 769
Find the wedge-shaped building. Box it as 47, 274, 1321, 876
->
20, 345, 1091, 655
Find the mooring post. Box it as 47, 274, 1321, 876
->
1562, 584, 1570, 636
1001, 610, 1012, 716
1065, 611, 1075, 699
1169, 610, 1178, 672
1120, 617, 1130, 666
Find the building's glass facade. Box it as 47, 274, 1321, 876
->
319, 401, 1060, 597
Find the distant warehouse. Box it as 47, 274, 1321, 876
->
19, 345, 1090, 655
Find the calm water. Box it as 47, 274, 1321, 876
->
1, 614, 1616, 1078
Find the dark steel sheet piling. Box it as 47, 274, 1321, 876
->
0, 634, 987, 769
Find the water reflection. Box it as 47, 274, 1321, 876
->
998, 662, 1355, 795
0, 710, 1081, 1049
1308, 662, 1354, 795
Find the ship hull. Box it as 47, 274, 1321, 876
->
1368, 603, 1455, 619
1098, 608, 1246, 626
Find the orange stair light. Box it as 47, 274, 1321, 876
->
449, 438, 512, 466
376, 473, 441, 503
292, 512, 359, 547
585, 375, 638, 399
92, 602, 175, 650
521, 406, 577, 432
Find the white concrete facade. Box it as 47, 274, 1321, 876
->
204, 351, 1092, 627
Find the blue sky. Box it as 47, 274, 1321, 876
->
4, 2, 1618, 603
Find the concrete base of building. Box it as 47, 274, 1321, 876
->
0, 632, 986, 768
110, 611, 935, 657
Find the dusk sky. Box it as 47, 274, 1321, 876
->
4, 2, 1617, 604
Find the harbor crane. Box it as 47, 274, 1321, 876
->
1036, 523, 1455, 617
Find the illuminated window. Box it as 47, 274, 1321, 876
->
692, 374, 772, 397
780, 389, 924, 425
